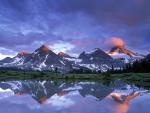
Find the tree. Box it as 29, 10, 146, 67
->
54, 67, 58, 73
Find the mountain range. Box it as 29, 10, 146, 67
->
0, 45, 147, 72
0, 80, 114, 104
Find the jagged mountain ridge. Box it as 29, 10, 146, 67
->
0, 45, 72, 71
0, 45, 130, 72
23, 45, 63, 66
109, 46, 144, 58
0, 80, 113, 104
79, 48, 113, 63
109, 46, 136, 57
108, 45, 145, 64
0, 57, 14, 66
145, 54, 150, 61
78, 48, 124, 71
58, 52, 73, 58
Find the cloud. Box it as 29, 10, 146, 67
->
49, 41, 75, 53
0, 0, 149, 58
106, 37, 125, 48
0, 47, 16, 60
0, 53, 14, 60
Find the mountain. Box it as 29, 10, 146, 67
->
0, 80, 112, 104
0, 52, 31, 66
0, 57, 13, 65
58, 52, 81, 65
145, 54, 150, 61
79, 48, 112, 63
122, 53, 150, 73
0, 45, 126, 72
18, 52, 30, 56
0, 45, 73, 72
58, 52, 72, 58
78, 48, 124, 72
109, 46, 136, 57
23, 45, 62, 67
108, 46, 144, 63
23, 45, 74, 71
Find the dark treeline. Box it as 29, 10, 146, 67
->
0, 67, 53, 73
0, 67, 25, 72
69, 68, 101, 74
110, 59, 150, 73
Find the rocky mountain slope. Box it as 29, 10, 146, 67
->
0, 45, 130, 72
109, 46, 144, 63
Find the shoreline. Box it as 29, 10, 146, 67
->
0, 70, 149, 88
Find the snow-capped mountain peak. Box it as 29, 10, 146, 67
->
58, 52, 71, 58
18, 52, 30, 56
108, 46, 145, 63
34, 45, 50, 54
0, 44, 147, 72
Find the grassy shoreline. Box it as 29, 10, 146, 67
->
0, 70, 150, 88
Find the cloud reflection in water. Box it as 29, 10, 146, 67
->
0, 80, 149, 113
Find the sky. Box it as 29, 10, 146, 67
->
0, 0, 150, 59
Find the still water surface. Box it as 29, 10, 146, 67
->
0, 79, 150, 113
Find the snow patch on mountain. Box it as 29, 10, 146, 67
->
79, 63, 111, 72
59, 60, 65, 65
64, 57, 82, 64
110, 53, 144, 63
0, 44, 146, 72
39, 54, 49, 68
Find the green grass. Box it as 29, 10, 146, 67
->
111, 73, 150, 88
0, 70, 150, 88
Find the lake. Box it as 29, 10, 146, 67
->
0, 79, 150, 113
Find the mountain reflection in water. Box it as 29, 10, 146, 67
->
0, 80, 149, 113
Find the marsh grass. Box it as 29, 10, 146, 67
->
0, 70, 149, 88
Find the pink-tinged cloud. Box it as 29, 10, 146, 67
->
105, 37, 125, 48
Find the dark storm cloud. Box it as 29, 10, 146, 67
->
0, 0, 149, 57
52, 0, 150, 53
